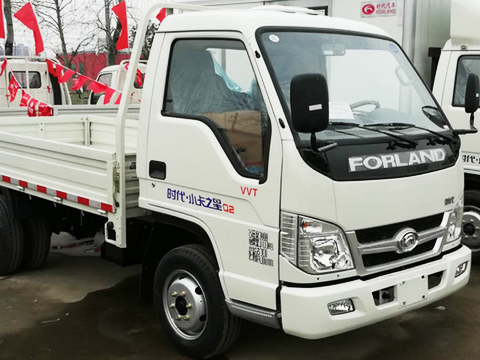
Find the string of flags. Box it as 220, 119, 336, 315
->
0, 1, 164, 113
1, 57, 53, 116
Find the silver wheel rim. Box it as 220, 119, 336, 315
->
463, 207, 480, 252
163, 269, 207, 340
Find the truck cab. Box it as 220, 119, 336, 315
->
135, 5, 469, 354
88, 60, 146, 105
0, 57, 71, 107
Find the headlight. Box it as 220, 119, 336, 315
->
445, 194, 463, 243
280, 213, 354, 274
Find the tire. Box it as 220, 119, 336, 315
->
154, 244, 241, 359
462, 190, 480, 263
21, 217, 51, 270
0, 195, 24, 275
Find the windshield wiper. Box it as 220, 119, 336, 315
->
363, 122, 452, 144
329, 122, 418, 149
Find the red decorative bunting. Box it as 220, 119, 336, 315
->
28, 97, 38, 117
136, 69, 143, 87
157, 8, 167, 23
14, 2, 44, 55
0, 1, 5, 39
90, 81, 108, 94
59, 69, 75, 84
20, 90, 32, 107
104, 87, 116, 104
8, 76, 20, 102
46, 59, 56, 76
38, 102, 53, 117
72, 75, 88, 91
0, 58, 7, 76
112, 1, 129, 50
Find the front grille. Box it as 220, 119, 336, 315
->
356, 214, 444, 244
362, 240, 437, 268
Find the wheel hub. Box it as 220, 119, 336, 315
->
164, 271, 207, 339
462, 209, 480, 251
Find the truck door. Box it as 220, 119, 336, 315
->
141, 33, 282, 310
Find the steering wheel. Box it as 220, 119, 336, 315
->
350, 100, 380, 111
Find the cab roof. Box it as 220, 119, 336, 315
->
158, 7, 390, 39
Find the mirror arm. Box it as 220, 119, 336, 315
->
453, 113, 478, 135
310, 132, 338, 153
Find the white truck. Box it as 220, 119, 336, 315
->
0, 2, 474, 358
0, 56, 71, 107
88, 59, 147, 105
432, 0, 480, 262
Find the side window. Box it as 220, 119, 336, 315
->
453, 56, 480, 106
164, 39, 269, 177
11, 71, 42, 89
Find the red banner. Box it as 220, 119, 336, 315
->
14, 2, 44, 55
28, 98, 38, 117
72, 75, 88, 91
112, 1, 128, 50
8, 76, 20, 102
0, 0, 5, 39
20, 90, 32, 107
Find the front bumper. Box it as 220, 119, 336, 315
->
280, 246, 471, 339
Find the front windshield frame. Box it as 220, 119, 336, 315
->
256, 27, 452, 146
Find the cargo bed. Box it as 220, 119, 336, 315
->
0, 115, 139, 218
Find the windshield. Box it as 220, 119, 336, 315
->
259, 30, 448, 142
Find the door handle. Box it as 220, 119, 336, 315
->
149, 161, 166, 180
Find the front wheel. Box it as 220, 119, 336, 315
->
154, 245, 241, 359
462, 190, 480, 263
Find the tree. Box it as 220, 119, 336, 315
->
3, 0, 14, 55
31, 0, 95, 68
130, 20, 159, 60
94, 0, 123, 66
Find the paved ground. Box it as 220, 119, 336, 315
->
1, 235, 480, 360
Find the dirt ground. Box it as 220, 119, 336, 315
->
1, 234, 479, 360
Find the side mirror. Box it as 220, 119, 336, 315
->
454, 73, 479, 135
290, 73, 329, 134
465, 73, 479, 114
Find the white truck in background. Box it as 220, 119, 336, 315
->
0, 57, 71, 107
0, 2, 475, 358
88, 59, 147, 105
433, 0, 480, 261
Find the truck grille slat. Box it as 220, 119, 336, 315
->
356, 214, 444, 244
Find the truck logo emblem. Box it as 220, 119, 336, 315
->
348, 148, 446, 172
395, 228, 419, 254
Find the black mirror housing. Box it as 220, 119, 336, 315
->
465, 73, 479, 114
290, 74, 329, 133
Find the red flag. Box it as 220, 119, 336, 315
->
0, 58, 7, 76
38, 102, 53, 117
20, 90, 32, 107
46, 59, 56, 76
103, 87, 116, 104
59, 69, 75, 84
54, 62, 64, 79
28, 97, 38, 117
90, 81, 108, 93
8, 76, 20, 102
14, 3, 44, 55
0, 0, 5, 39
157, 8, 167, 23
112, 1, 128, 50
136, 69, 143, 87
72, 75, 88, 90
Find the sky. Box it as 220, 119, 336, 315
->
2, 0, 166, 57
